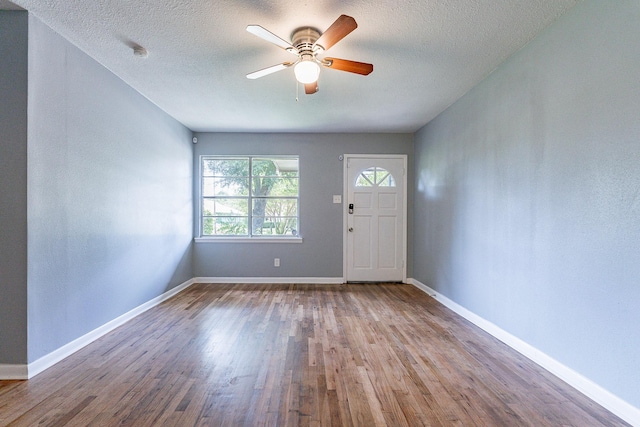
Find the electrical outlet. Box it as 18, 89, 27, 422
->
274, 258, 280, 267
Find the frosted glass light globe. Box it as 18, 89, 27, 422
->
294, 60, 320, 84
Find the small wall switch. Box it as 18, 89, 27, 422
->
333, 195, 342, 204
274, 258, 280, 267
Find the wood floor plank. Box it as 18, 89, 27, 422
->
0, 283, 630, 426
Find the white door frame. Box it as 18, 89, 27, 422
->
342, 154, 408, 283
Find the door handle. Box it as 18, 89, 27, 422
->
348, 227, 354, 232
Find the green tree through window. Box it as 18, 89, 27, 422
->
201, 156, 299, 237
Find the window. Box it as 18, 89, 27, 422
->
355, 167, 396, 187
200, 156, 299, 238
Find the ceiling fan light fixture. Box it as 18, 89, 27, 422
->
246, 15, 372, 94
294, 60, 320, 84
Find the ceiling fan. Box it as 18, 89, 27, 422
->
246, 15, 373, 95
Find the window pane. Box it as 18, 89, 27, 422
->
252, 217, 298, 236
379, 173, 396, 187
363, 169, 376, 183
203, 198, 248, 216
252, 158, 278, 176
203, 177, 214, 196
252, 158, 299, 196
203, 217, 248, 236
203, 177, 249, 197
259, 198, 298, 216
356, 174, 374, 187
355, 167, 396, 187
202, 217, 215, 235
253, 198, 297, 235
252, 176, 278, 197
253, 158, 299, 176
254, 177, 298, 197
203, 158, 249, 177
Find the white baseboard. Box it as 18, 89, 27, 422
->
0, 364, 28, 380
194, 277, 344, 284
407, 278, 640, 427
0, 278, 196, 381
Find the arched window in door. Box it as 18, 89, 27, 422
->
355, 167, 396, 187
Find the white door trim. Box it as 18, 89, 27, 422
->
342, 154, 408, 283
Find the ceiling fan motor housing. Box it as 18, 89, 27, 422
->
291, 27, 322, 59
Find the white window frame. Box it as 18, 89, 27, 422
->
195, 155, 302, 243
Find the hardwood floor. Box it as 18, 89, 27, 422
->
0, 283, 629, 426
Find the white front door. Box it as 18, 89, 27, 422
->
344, 155, 406, 282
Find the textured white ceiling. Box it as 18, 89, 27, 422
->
0, 0, 22, 10
5, 0, 578, 133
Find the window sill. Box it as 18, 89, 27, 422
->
195, 236, 303, 244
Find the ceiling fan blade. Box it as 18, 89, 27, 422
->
246, 62, 294, 79
323, 58, 373, 75
246, 25, 297, 55
313, 15, 358, 52
304, 82, 319, 95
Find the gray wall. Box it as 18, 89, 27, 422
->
193, 133, 413, 279
413, 0, 640, 408
26, 15, 194, 362
0, 11, 29, 365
